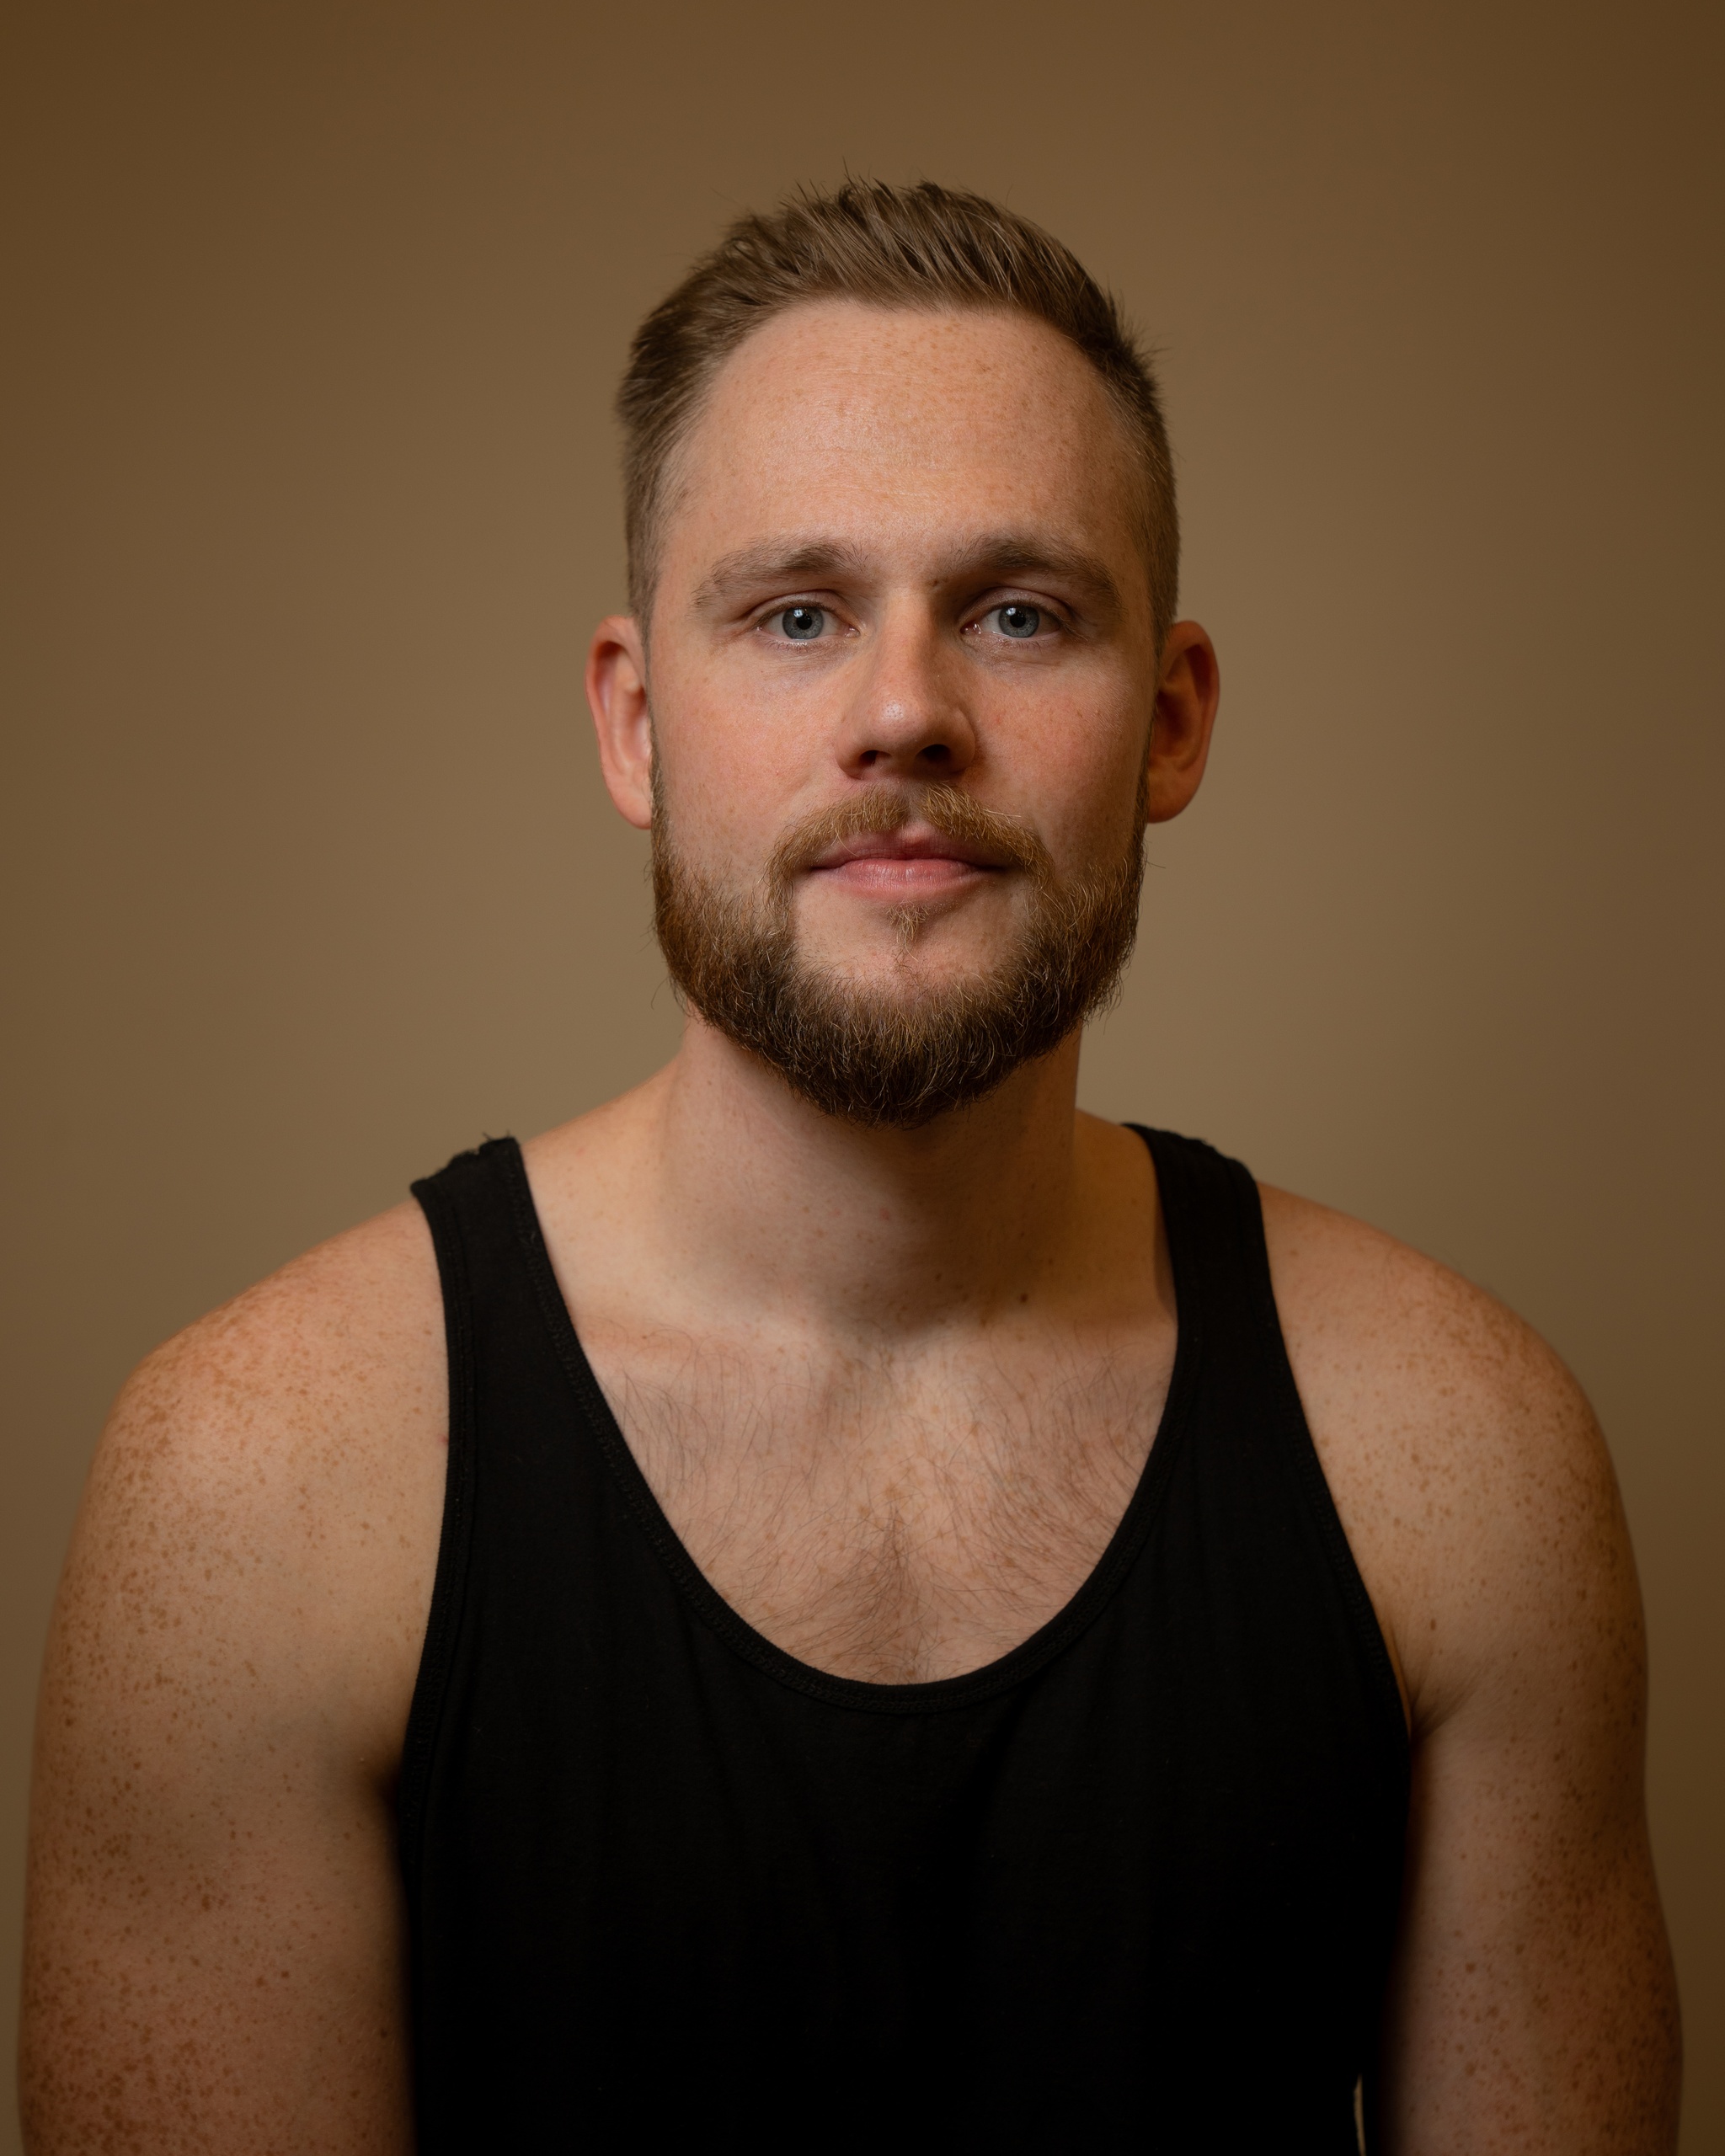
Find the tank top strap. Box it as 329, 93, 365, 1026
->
400, 1136, 548, 1878
1129, 1123, 1286, 1369
411, 1134, 557, 1322
1130, 1123, 1405, 1758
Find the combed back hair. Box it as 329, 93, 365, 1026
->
617, 179, 1179, 648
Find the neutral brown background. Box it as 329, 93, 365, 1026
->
4, 0, 1720, 2145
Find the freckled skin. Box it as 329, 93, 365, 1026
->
22, 302, 1679, 2150
22, 1206, 444, 2153
1263, 1191, 1679, 2147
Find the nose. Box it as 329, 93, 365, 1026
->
836, 599, 979, 782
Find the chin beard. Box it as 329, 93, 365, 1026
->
651, 781, 1146, 1130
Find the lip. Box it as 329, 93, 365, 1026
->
808, 826, 1013, 873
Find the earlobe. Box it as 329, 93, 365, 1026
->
1144, 621, 1220, 826
586, 615, 654, 831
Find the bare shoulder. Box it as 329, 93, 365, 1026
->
1260, 1186, 1677, 2149
24, 1199, 445, 2149
1260, 1178, 1583, 1410
1256, 1182, 1636, 1726
54, 1195, 447, 1763
119, 1191, 444, 1447
34, 1197, 447, 1844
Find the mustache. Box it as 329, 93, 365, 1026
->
767, 783, 1052, 889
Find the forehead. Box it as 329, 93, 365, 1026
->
661, 302, 1143, 582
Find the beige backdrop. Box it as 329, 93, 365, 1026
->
4, 0, 1721, 2144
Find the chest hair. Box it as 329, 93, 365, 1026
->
591, 1325, 1170, 1684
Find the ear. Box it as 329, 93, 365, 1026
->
1144, 621, 1220, 825
586, 614, 654, 830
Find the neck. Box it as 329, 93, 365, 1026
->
634, 1014, 1092, 1341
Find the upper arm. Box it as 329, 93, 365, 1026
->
1373, 1351, 1679, 2152
21, 1205, 445, 2155
1261, 1189, 1681, 2153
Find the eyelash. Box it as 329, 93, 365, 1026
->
752, 600, 1067, 641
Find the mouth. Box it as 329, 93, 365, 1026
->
806, 826, 1015, 896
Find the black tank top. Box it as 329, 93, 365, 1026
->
403, 1128, 1407, 2153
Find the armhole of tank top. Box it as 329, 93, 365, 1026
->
396, 1167, 481, 1898
1234, 1161, 1411, 1767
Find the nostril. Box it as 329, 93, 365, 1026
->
921, 744, 951, 765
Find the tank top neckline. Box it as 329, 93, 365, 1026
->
488, 1123, 1210, 1717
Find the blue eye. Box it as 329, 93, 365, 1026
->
778, 605, 825, 640
994, 603, 1042, 639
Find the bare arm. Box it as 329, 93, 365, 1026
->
1263, 1190, 1681, 2153
21, 1204, 445, 2154
1372, 1347, 1679, 2150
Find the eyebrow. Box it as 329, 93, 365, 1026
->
953, 532, 1124, 619
692, 530, 1126, 621
693, 540, 869, 613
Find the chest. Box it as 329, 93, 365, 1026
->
579, 1322, 1175, 1684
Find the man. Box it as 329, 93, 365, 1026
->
22, 181, 1679, 2152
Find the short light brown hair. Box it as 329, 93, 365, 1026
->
617, 179, 1178, 647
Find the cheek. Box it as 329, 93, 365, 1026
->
1007, 702, 1149, 859
650, 673, 814, 862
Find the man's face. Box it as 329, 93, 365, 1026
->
596, 301, 1204, 1124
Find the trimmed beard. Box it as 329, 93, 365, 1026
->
652, 777, 1146, 1130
